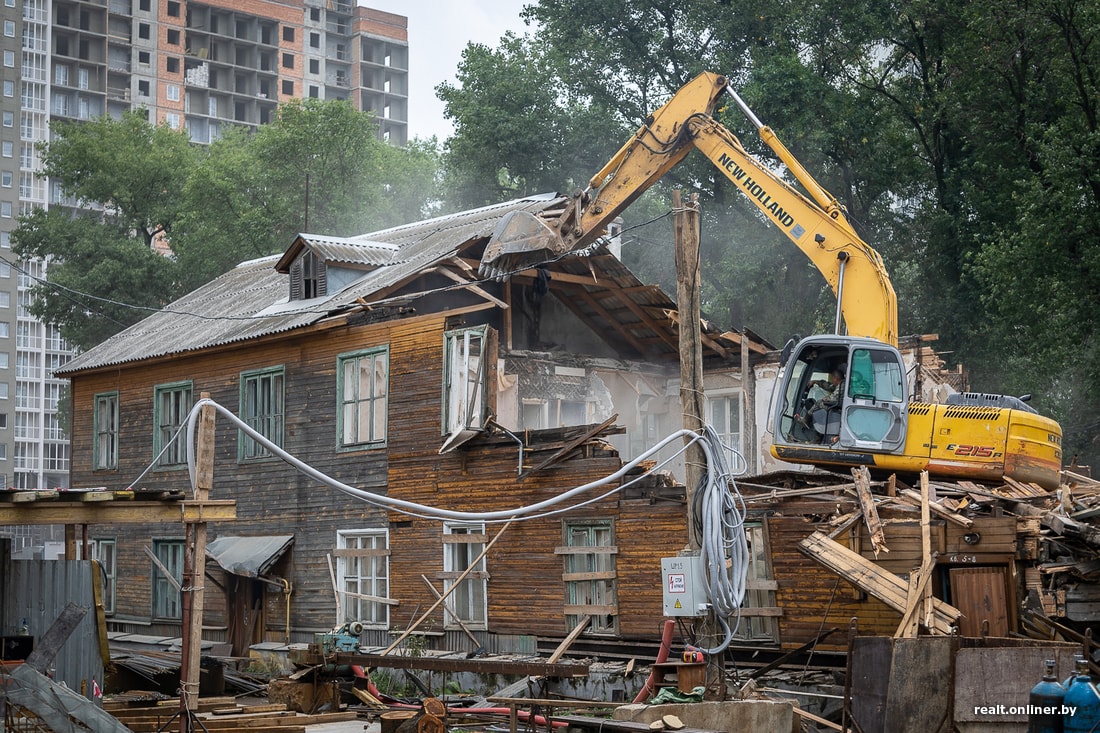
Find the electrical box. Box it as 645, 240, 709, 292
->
662, 554, 708, 617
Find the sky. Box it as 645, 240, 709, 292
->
360, 0, 534, 142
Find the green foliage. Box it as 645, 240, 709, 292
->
438, 33, 625, 209
440, 0, 1100, 464
12, 208, 177, 350
15, 101, 442, 346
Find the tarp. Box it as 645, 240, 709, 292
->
206, 535, 294, 578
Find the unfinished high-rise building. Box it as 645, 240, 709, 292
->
0, 0, 407, 523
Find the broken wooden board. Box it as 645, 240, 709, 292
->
853, 467, 888, 555
798, 531, 961, 634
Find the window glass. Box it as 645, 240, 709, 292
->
338, 348, 388, 448
240, 367, 284, 459
154, 381, 192, 466
336, 530, 389, 627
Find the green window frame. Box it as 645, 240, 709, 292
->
93, 538, 117, 615
239, 366, 284, 460
153, 381, 192, 467
561, 520, 618, 636
94, 391, 119, 470
337, 347, 388, 449
152, 538, 184, 620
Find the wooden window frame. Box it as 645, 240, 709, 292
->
93, 391, 119, 470
441, 522, 488, 630
335, 529, 391, 629
153, 381, 192, 468
559, 520, 618, 636
336, 347, 388, 450
239, 366, 284, 460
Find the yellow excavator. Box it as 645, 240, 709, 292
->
478, 72, 1063, 490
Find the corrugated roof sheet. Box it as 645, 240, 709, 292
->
206, 535, 294, 578
58, 196, 557, 374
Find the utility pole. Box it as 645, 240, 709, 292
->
673, 190, 705, 551
180, 395, 216, 733
673, 191, 726, 700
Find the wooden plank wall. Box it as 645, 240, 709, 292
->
69, 307, 697, 646
68, 314, 396, 638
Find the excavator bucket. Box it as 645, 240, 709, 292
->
478, 210, 570, 280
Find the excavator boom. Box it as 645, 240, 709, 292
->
479, 72, 897, 345
479, 72, 1061, 489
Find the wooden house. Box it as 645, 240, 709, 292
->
56, 197, 778, 657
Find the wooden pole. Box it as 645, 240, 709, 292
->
180, 395, 216, 732
673, 190, 705, 551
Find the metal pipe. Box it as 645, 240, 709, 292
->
834, 251, 850, 334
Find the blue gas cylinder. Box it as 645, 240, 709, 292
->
1030, 659, 1066, 733
1063, 666, 1100, 733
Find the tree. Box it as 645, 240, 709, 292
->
173, 99, 442, 291
437, 33, 621, 210
14, 100, 443, 347
38, 110, 197, 248
12, 209, 178, 350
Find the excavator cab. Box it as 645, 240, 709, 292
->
773, 335, 909, 462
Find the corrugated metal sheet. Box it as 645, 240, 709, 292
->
206, 534, 293, 578
58, 196, 559, 375
298, 235, 400, 266
3, 559, 106, 698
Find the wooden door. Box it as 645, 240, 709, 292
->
949, 566, 1009, 637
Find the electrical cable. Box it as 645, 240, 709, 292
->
176, 398, 748, 643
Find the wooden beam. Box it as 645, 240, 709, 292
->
520, 414, 619, 480
798, 531, 961, 634
181, 396, 216, 731
547, 615, 590, 664
853, 467, 888, 555
382, 521, 513, 655
0, 500, 235, 525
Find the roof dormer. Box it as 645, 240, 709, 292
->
277, 234, 400, 301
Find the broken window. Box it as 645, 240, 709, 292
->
239, 366, 284, 459
336, 529, 389, 628
561, 521, 618, 635
338, 347, 388, 449
440, 326, 491, 451
442, 522, 487, 630
522, 398, 587, 430
153, 381, 192, 467
94, 391, 119, 470
152, 539, 184, 620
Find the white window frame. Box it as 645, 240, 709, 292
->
706, 390, 743, 472
442, 522, 488, 630
441, 326, 489, 445
336, 529, 390, 629
337, 347, 388, 449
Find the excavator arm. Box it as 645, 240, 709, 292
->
479, 71, 898, 347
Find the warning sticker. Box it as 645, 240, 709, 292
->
667, 573, 686, 594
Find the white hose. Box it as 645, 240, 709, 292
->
181, 399, 748, 649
